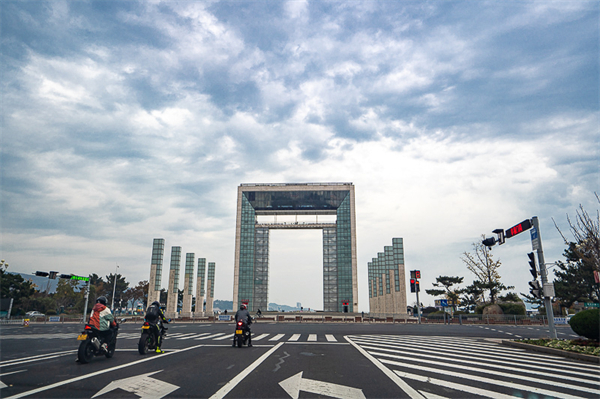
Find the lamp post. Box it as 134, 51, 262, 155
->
111, 264, 119, 310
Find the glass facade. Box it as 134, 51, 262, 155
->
197, 258, 206, 297
151, 238, 165, 291
207, 262, 215, 299
368, 238, 406, 314
235, 184, 356, 313
185, 253, 194, 295
170, 246, 181, 294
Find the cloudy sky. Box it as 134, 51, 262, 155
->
1, 0, 598, 311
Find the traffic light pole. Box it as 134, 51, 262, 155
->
531, 217, 557, 339
82, 278, 91, 324
415, 287, 421, 324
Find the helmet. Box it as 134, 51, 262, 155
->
152, 301, 160, 307
240, 304, 247, 310
96, 296, 107, 305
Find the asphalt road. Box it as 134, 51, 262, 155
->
1, 321, 598, 398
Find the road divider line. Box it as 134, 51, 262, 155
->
4, 344, 206, 399
209, 342, 284, 399
0, 351, 77, 367
344, 336, 424, 399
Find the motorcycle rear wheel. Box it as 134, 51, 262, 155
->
138, 333, 151, 355
78, 340, 94, 364
237, 335, 243, 348
105, 340, 116, 358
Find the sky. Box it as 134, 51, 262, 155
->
1, 0, 598, 312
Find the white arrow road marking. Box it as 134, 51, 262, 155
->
279, 371, 365, 399
91, 370, 178, 399
0, 371, 27, 390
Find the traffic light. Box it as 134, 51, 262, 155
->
529, 280, 542, 299
482, 237, 496, 247
58, 274, 73, 279
49, 271, 58, 279
415, 270, 421, 279
415, 280, 420, 292
35, 271, 49, 277
410, 279, 416, 293
527, 252, 537, 279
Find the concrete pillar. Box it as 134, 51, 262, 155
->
181, 253, 194, 317
205, 262, 215, 315
195, 258, 206, 316
166, 246, 181, 318
148, 238, 165, 306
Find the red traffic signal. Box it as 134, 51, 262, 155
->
415, 270, 421, 279
410, 279, 416, 293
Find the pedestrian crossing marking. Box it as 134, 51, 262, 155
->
253, 334, 270, 341
307, 334, 317, 341
325, 334, 336, 342
347, 335, 600, 399
289, 334, 301, 341
269, 334, 285, 341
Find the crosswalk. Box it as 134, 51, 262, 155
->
346, 334, 600, 399
119, 331, 345, 343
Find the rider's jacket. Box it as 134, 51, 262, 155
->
235, 309, 251, 325
89, 303, 115, 331
145, 304, 167, 325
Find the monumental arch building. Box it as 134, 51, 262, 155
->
233, 183, 357, 313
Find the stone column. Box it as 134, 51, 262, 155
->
165, 246, 181, 318
205, 262, 216, 315
181, 253, 195, 318
195, 258, 206, 316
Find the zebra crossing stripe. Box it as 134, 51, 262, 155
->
289, 334, 301, 341
252, 334, 270, 341
175, 333, 199, 340
394, 369, 515, 399
325, 335, 337, 342
308, 334, 317, 342
377, 355, 599, 396
213, 334, 234, 341
194, 333, 226, 340
269, 334, 285, 341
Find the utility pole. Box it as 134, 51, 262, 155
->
111, 264, 119, 310
83, 278, 91, 323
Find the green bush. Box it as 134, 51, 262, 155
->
498, 302, 526, 315
569, 309, 600, 341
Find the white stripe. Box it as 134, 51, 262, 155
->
4, 344, 206, 399
252, 334, 270, 341
186, 333, 210, 339
209, 343, 284, 399
213, 334, 234, 341
396, 370, 517, 399
325, 334, 337, 342
345, 336, 424, 399
175, 333, 198, 340
0, 350, 77, 367
288, 334, 301, 341
308, 334, 317, 341
194, 333, 225, 340
377, 355, 599, 396
269, 334, 285, 341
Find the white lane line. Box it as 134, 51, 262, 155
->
175, 333, 199, 340
269, 334, 285, 341
0, 351, 77, 367
308, 334, 317, 342
325, 334, 337, 342
253, 334, 270, 341
344, 336, 424, 399
184, 333, 211, 339
209, 342, 283, 399
288, 334, 301, 341
4, 344, 206, 399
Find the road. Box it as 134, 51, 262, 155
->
1, 321, 598, 398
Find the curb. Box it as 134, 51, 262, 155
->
502, 340, 600, 364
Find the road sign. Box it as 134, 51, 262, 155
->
585, 302, 599, 308
505, 219, 533, 239
279, 371, 365, 399
530, 227, 540, 250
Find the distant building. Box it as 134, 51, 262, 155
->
368, 238, 407, 315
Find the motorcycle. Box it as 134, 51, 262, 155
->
234, 319, 251, 347
76, 318, 124, 363
138, 319, 168, 354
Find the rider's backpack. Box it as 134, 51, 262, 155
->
145, 304, 159, 321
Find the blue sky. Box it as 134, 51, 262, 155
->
1, 0, 598, 311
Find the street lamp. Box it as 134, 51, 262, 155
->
111, 264, 119, 310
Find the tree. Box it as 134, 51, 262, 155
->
123, 280, 149, 310
54, 278, 84, 313
0, 262, 35, 315
105, 273, 129, 308
461, 237, 513, 304
461, 281, 485, 313
425, 276, 464, 312
553, 195, 600, 307
552, 243, 599, 307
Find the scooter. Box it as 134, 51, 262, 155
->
138, 319, 168, 354
76, 318, 124, 363
234, 319, 251, 347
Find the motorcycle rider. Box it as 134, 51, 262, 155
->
145, 301, 169, 353
233, 303, 252, 347
88, 296, 116, 352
